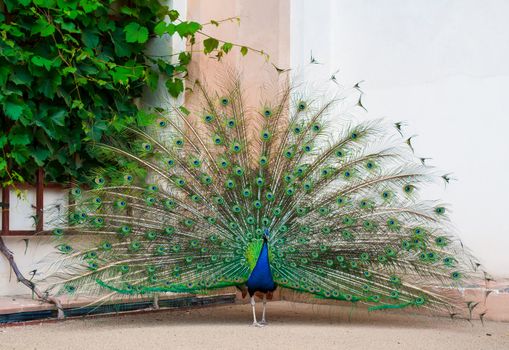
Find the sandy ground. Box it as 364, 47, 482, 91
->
0, 301, 508, 350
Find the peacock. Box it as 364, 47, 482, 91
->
39, 67, 483, 326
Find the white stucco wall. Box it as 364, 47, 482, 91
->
291, 0, 509, 277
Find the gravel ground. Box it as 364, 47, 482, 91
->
1, 301, 508, 350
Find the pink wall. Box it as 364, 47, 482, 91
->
186, 0, 290, 105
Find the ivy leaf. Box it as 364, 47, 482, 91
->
0, 66, 9, 86
240, 46, 248, 56
165, 78, 184, 98
0, 158, 6, 173
10, 148, 30, 165
36, 75, 62, 99
3, 102, 24, 120
109, 67, 131, 85
80, 0, 101, 13
0, 135, 7, 148
119, 6, 137, 16
146, 69, 159, 91
10, 67, 33, 86
154, 21, 167, 36
14, 0, 32, 6
124, 22, 149, 44
61, 22, 81, 34
222, 42, 233, 53
62, 66, 77, 76
203, 38, 219, 54
32, 148, 51, 166
50, 109, 67, 126
9, 130, 31, 146
175, 22, 201, 38
168, 10, 179, 21
136, 110, 157, 127
109, 64, 144, 85
112, 28, 132, 57
71, 100, 84, 109
178, 52, 191, 65
31, 56, 54, 71
88, 120, 107, 142
31, 18, 56, 37
82, 30, 99, 48
166, 23, 176, 36
33, 0, 56, 8
68, 129, 81, 154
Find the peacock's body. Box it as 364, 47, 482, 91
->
41, 69, 482, 326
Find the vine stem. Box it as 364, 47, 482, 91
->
197, 30, 270, 61
0, 236, 64, 319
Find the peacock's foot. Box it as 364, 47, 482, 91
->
251, 322, 265, 328
259, 319, 268, 325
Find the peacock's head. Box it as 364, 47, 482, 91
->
263, 228, 270, 241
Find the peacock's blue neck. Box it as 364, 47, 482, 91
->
246, 240, 276, 295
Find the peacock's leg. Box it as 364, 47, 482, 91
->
250, 296, 264, 327
260, 294, 268, 325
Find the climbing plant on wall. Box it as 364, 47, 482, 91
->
0, 0, 255, 187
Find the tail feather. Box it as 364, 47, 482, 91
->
38, 66, 481, 316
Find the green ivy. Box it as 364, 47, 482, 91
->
0, 0, 240, 186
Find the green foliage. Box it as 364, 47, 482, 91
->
0, 0, 232, 186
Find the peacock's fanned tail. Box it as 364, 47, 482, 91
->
40, 69, 482, 315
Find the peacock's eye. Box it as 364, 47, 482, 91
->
159, 120, 167, 127
311, 123, 321, 132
